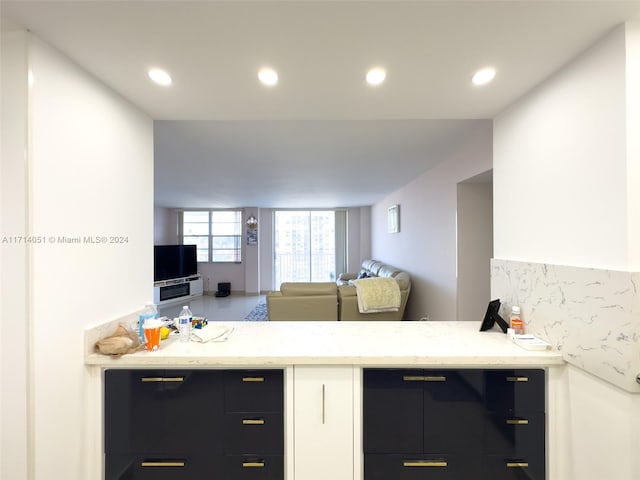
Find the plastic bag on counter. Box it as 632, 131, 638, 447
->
94, 322, 144, 357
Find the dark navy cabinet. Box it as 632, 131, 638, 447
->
483, 369, 546, 480
104, 369, 283, 480
363, 368, 545, 480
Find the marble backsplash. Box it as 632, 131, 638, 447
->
491, 259, 640, 393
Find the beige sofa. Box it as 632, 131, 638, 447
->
265, 260, 411, 321
337, 260, 411, 321
266, 282, 338, 321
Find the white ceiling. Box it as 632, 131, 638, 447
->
3, 1, 640, 208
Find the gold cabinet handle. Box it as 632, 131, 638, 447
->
141, 461, 185, 467
506, 376, 529, 382
403, 460, 448, 467
242, 419, 265, 425
242, 376, 264, 382
506, 419, 529, 425
402, 375, 446, 382
140, 377, 184, 383
141, 377, 164, 383
242, 461, 265, 468
507, 462, 529, 468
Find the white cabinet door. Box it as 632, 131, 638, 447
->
293, 366, 354, 480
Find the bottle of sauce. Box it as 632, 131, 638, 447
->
510, 306, 524, 335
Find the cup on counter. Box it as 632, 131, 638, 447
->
143, 318, 163, 352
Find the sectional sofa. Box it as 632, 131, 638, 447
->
266, 260, 411, 321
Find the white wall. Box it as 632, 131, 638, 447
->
22, 34, 152, 480
371, 122, 492, 321
493, 23, 640, 480
562, 365, 636, 480
494, 25, 629, 271
1, 28, 29, 480
626, 23, 640, 269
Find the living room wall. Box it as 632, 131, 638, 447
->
371, 121, 493, 321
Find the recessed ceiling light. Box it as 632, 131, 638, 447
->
366, 67, 386, 86
472, 67, 496, 86
258, 67, 278, 86
148, 68, 172, 86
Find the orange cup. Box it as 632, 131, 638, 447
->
143, 319, 163, 351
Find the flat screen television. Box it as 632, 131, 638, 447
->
154, 244, 198, 282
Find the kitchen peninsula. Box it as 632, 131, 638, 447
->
85, 321, 564, 480
86, 321, 562, 367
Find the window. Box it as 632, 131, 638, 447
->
273, 210, 346, 288
181, 210, 242, 263
210, 211, 242, 262
183, 211, 210, 261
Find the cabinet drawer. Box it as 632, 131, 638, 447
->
223, 454, 283, 480
365, 454, 483, 480
484, 455, 545, 480
105, 454, 213, 480
484, 412, 545, 457
224, 370, 283, 412
104, 369, 224, 455
223, 413, 284, 454
484, 369, 545, 413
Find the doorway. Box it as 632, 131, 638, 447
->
456, 170, 493, 321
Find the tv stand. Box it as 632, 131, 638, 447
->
153, 274, 203, 306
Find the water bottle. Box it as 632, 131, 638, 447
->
178, 306, 192, 342
138, 302, 157, 343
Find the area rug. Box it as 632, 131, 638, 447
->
244, 300, 268, 321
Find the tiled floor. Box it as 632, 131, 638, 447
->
158, 294, 266, 322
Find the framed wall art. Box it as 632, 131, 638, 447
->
387, 204, 400, 233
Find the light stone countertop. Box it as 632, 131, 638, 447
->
85, 321, 564, 368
